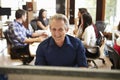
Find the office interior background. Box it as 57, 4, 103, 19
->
0, 0, 120, 29
0, 0, 120, 80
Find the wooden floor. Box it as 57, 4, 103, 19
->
0, 39, 112, 69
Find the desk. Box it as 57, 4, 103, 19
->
35, 29, 51, 36
29, 29, 50, 56
0, 65, 120, 80
29, 42, 40, 56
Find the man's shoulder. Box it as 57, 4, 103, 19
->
8, 21, 20, 28
67, 35, 82, 48
39, 37, 51, 46
67, 35, 80, 42
67, 35, 84, 50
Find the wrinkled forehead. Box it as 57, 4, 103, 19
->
50, 18, 65, 24
50, 19, 65, 28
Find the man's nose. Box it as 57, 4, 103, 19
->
54, 30, 60, 35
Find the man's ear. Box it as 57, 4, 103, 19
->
49, 26, 51, 32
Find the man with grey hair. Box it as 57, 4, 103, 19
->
35, 14, 87, 67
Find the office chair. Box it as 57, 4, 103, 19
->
30, 19, 38, 32
106, 44, 120, 69
87, 31, 105, 68
3, 30, 34, 65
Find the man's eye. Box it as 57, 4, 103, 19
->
59, 29, 63, 32
52, 29, 56, 31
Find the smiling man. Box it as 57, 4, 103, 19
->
35, 14, 87, 67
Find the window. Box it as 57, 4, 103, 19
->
1, 0, 31, 22
0, 0, 56, 23
75, 0, 96, 23
105, 0, 120, 27
35, 0, 56, 18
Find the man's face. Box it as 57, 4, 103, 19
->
50, 19, 68, 43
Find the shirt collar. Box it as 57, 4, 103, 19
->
14, 20, 23, 26
49, 35, 72, 47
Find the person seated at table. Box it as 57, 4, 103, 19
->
7, 9, 48, 63
74, 8, 98, 38
114, 21, 120, 38
35, 14, 88, 67
36, 8, 49, 30
78, 13, 97, 58
73, 8, 87, 36
113, 21, 120, 56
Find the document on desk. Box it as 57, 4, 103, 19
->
35, 29, 51, 36
29, 42, 40, 56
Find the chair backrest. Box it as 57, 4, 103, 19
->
106, 44, 120, 69
3, 30, 12, 45
30, 19, 38, 31
96, 31, 105, 47
3, 30, 13, 56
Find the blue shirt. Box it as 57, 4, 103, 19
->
35, 35, 87, 67
7, 20, 32, 47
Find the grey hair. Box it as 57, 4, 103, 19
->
49, 14, 69, 29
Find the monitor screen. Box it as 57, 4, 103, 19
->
0, 7, 11, 16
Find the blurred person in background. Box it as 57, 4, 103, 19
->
36, 8, 49, 30
7, 9, 48, 64
113, 21, 120, 56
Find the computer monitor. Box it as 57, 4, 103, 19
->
0, 7, 11, 16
